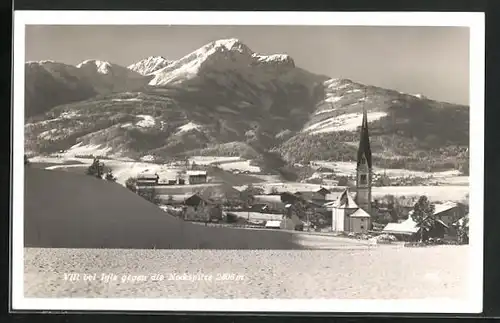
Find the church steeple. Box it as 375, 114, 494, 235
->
355, 90, 372, 216
357, 105, 372, 169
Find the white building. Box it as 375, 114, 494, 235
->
331, 189, 371, 233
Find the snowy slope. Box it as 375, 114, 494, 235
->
304, 112, 388, 134
128, 56, 171, 75
75, 59, 152, 94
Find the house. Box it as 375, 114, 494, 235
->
331, 189, 371, 233
187, 170, 207, 184
433, 201, 466, 227
158, 193, 193, 205
136, 173, 159, 186
382, 212, 450, 241
316, 187, 331, 196
184, 194, 222, 222
294, 191, 326, 204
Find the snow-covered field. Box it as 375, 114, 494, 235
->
31, 156, 184, 186
62, 143, 113, 158
312, 161, 465, 181
229, 212, 283, 221
188, 156, 242, 165
236, 182, 468, 202
372, 186, 469, 202
304, 112, 387, 134
235, 183, 327, 194
30, 154, 264, 186
218, 160, 261, 173
187, 156, 261, 173
24, 245, 469, 299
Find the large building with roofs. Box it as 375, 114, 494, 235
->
331, 105, 373, 233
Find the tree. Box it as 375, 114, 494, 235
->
457, 215, 469, 244
137, 186, 160, 205
411, 195, 435, 242
86, 158, 105, 179
125, 177, 137, 193
105, 170, 117, 182
240, 184, 264, 210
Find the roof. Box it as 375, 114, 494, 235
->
383, 218, 420, 234
325, 192, 342, 201
186, 170, 207, 176
316, 187, 331, 195
137, 173, 158, 179
350, 208, 371, 218
433, 202, 458, 215
408, 201, 459, 217
357, 106, 372, 169
333, 189, 358, 209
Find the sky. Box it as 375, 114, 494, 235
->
25, 25, 469, 105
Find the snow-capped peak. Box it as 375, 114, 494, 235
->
128, 56, 171, 75
26, 59, 56, 65
76, 59, 113, 74
148, 38, 296, 86
209, 38, 251, 53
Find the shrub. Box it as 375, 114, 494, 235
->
125, 177, 137, 193
86, 158, 105, 179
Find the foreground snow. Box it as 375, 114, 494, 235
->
24, 245, 468, 299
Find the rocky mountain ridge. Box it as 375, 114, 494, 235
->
24, 38, 469, 174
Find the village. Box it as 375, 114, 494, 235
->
128, 109, 469, 245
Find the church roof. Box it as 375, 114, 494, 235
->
357, 106, 373, 169
350, 208, 371, 218
333, 189, 359, 209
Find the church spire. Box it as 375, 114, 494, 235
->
357, 92, 372, 169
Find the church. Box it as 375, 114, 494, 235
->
331, 107, 372, 233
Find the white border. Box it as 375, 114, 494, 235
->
12, 11, 484, 313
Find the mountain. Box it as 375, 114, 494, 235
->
128, 56, 171, 75
24, 59, 152, 119
24, 39, 469, 173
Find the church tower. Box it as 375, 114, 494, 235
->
355, 105, 372, 215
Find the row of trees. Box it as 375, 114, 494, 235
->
124, 176, 161, 205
